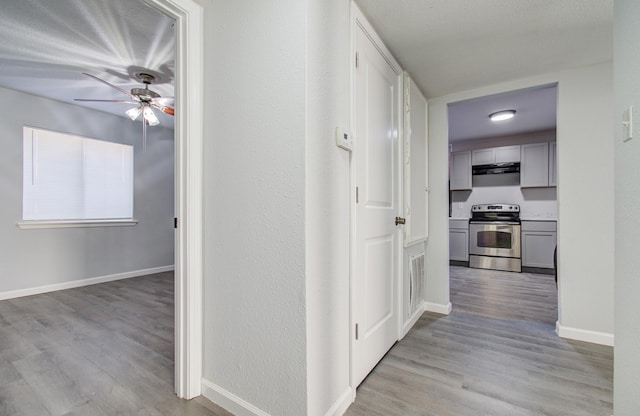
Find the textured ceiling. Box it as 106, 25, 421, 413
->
0, 1, 612, 138
355, 0, 613, 99
355, 0, 612, 141
0, 0, 175, 127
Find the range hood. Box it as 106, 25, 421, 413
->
472, 162, 520, 175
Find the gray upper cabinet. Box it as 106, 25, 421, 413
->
521, 142, 550, 188
472, 145, 520, 165
495, 145, 521, 163
450, 151, 472, 190
471, 148, 494, 165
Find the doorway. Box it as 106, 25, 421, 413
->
0, 0, 204, 400
447, 84, 559, 326
145, 0, 204, 399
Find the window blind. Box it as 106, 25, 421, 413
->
23, 127, 133, 221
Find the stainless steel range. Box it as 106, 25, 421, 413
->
469, 203, 521, 272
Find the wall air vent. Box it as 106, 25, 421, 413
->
410, 253, 425, 315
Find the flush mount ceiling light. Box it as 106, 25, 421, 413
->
489, 110, 516, 122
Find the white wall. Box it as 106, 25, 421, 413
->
306, 0, 352, 415
428, 62, 614, 342
555, 63, 614, 343
614, 0, 640, 413
202, 1, 308, 415
0, 86, 175, 296
425, 99, 452, 311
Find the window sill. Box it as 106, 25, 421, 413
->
17, 219, 138, 230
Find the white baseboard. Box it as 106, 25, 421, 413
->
556, 321, 614, 347
202, 379, 353, 416
0, 265, 174, 301
201, 378, 270, 416
424, 301, 452, 315
323, 386, 353, 416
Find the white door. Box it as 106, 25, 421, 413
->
354, 23, 402, 386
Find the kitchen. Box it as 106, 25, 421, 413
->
448, 84, 558, 277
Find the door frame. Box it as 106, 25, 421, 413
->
145, 0, 203, 399
349, 2, 405, 395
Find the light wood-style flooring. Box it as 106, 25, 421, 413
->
1, 267, 613, 415
345, 266, 613, 416
0, 272, 231, 416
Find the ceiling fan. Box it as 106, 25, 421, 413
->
75, 68, 174, 149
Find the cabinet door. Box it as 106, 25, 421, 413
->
403, 74, 428, 245
520, 142, 549, 188
522, 231, 556, 268
449, 229, 469, 261
495, 145, 521, 163
450, 151, 472, 190
548, 141, 557, 187
471, 148, 495, 165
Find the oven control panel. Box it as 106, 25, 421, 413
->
472, 204, 520, 212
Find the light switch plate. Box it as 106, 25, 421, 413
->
335, 127, 353, 151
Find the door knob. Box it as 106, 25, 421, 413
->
395, 216, 406, 225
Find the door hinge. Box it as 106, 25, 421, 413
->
174, 217, 178, 229
355, 52, 359, 69
355, 323, 359, 340
356, 186, 359, 203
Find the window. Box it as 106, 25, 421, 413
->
22, 127, 134, 225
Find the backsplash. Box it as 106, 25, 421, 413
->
450, 173, 557, 219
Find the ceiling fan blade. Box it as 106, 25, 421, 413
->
153, 96, 175, 106
74, 99, 138, 104
82, 72, 134, 98
160, 106, 175, 116
151, 101, 175, 116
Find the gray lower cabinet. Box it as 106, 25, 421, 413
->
449, 219, 469, 261
521, 221, 557, 268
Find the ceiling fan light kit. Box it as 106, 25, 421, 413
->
143, 106, 160, 126
126, 106, 142, 121
74, 69, 174, 149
